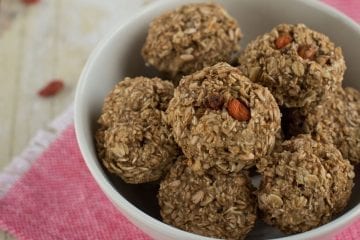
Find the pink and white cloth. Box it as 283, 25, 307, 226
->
0, 107, 150, 240
0, 0, 360, 239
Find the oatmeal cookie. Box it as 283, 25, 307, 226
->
95, 77, 180, 184
158, 158, 257, 240
167, 62, 281, 173
301, 87, 360, 164
142, 3, 242, 78
257, 134, 354, 233
238, 23, 345, 107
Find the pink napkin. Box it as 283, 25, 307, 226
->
323, 0, 360, 23
1, 1, 360, 240
0, 123, 150, 240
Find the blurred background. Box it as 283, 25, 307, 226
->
0, 0, 156, 239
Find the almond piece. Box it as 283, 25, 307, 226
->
274, 33, 293, 49
298, 45, 317, 60
227, 98, 250, 121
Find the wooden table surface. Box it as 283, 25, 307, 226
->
0, 0, 155, 238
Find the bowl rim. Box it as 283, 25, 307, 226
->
74, 0, 360, 239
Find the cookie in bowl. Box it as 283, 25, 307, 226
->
167, 62, 281, 173
159, 157, 257, 240
142, 3, 242, 79
257, 134, 354, 233
95, 76, 180, 184
238, 23, 346, 108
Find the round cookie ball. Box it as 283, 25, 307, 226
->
301, 87, 360, 164
238, 23, 346, 108
257, 134, 354, 234
142, 3, 242, 78
159, 158, 257, 240
95, 77, 180, 184
167, 62, 281, 173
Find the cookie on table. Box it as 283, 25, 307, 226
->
238, 23, 345, 107
142, 3, 242, 79
257, 134, 354, 233
167, 62, 281, 173
95, 76, 180, 184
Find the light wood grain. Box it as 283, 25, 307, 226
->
0, 0, 24, 171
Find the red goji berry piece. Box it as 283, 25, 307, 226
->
274, 33, 293, 49
38, 80, 64, 97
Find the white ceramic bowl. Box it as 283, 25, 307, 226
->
74, 0, 360, 239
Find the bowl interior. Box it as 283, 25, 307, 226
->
75, 0, 360, 239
